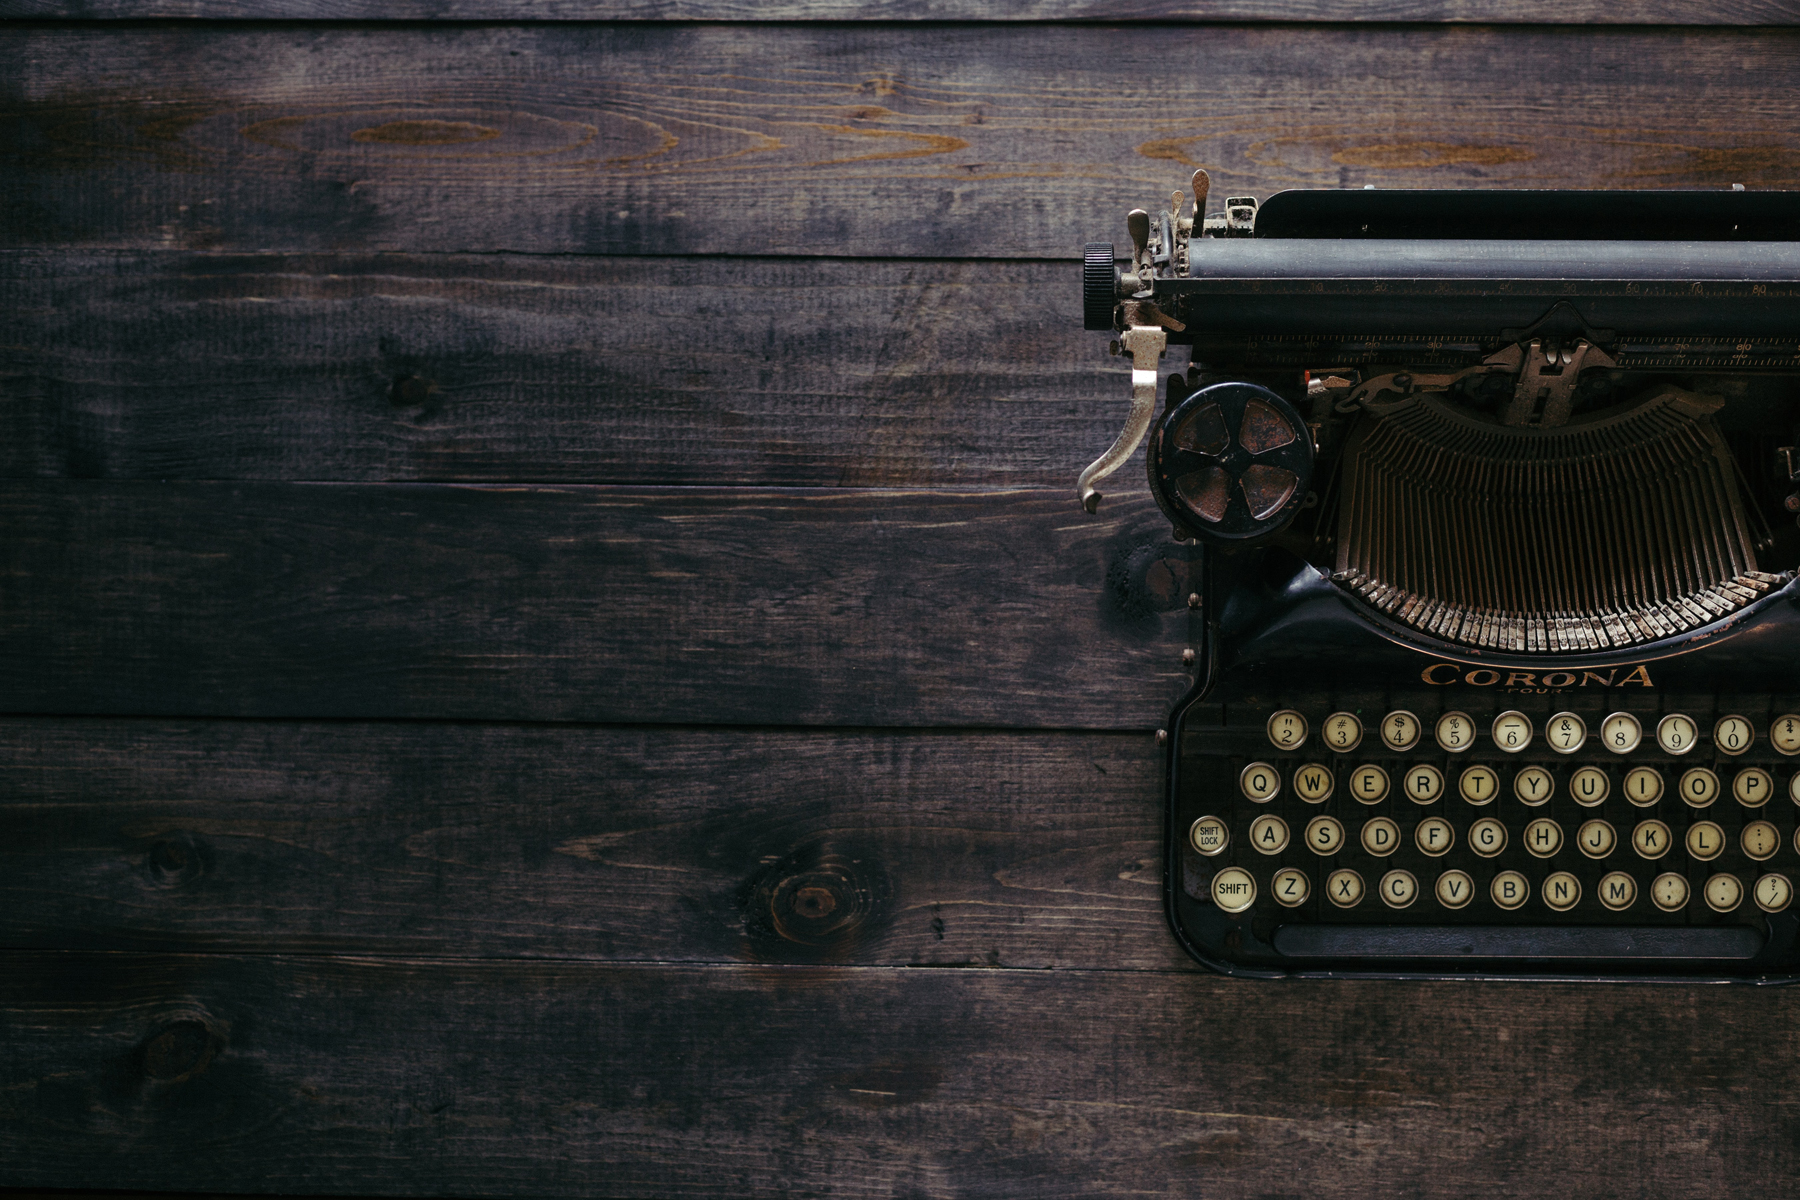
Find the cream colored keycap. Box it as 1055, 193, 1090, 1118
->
1704, 872, 1744, 913
1459, 765, 1499, 805
1577, 819, 1616, 859
1414, 816, 1455, 857
1380, 869, 1419, 909
1624, 766, 1664, 807
1360, 816, 1401, 857
1380, 710, 1421, 752
1792, 773, 1800, 805
1326, 868, 1364, 908
1490, 870, 1530, 910
1774, 714, 1800, 756
1524, 817, 1563, 858
1305, 815, 1345, 855
1491, 710, 1532, 753
1267, 709, 1308, 750
1598, 871, 1637, 912
1714, 715, 1754, 757
1742, 820, 1780, 861
1212, 867, 1257, 913
1249, 814, 1290, 855
1734, 767, 1773, 808
1657, 713, 1698, 756
1403, 764, 1444, 804
1435, 869, 1475, 909
1678, 767, 1719, 808
1570, 766, 1610, 807
1348, 764, 1390, 805
1600, 712, 1642, 754
1190, 815, 1229, 856
1435, 710, 1476, 752
1686, 820, 1725, 861
1239, 761, 1280, 802
1755, 873, 1793, 913
1272, 867, 1310, 907
1546, 711, 1586, 755
1652, 872, 1690, 911
1293, 764, 1335, 803
1632, 819, 1673, 860
1543, 871, 1581, 912
1322, 711, 1363, 752
1469, 817, 1508, 858
1514, 765, 1554, 806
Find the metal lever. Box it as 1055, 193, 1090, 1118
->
1078, 323, 1167, 513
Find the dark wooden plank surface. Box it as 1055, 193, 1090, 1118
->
4, 950, 1795, 1198
0, 719, 1180, 968
0, 253, 1125, 487
7, 25, 1800, 257
0, 483, 1195, 726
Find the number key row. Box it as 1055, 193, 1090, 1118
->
1268, 709, 1799, 755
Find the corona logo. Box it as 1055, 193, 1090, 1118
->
1420, 663, 1654, 688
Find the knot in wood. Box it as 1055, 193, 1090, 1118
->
740, 842, 891, 963
139, 1017, 222, 1082
145, 831, 207, 887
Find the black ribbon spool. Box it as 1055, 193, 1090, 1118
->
1149, 381, 1314, 543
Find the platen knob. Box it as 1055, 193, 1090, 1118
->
1149, 381, 1314, 542
1084, 242, 1118, 331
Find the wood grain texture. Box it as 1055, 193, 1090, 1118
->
0, 252, 1128, 487
0, 719, 1182, 969
0, 483, 1196, 726
7, 24, 1800, 256
5, 950, 1798, 1198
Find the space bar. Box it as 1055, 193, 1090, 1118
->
1273, 924, 1765, 959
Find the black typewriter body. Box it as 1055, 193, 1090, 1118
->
1081, 184, 1800, 981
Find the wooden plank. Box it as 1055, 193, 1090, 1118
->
0, 252, 1128, 487
0, 719, 1183, 969
6, 25, 1800, 257
4, 951, 1796, 1197
0, 483, 1196, 726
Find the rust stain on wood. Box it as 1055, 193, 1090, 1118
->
351, 119, 501, 146
1331, 141, 1534, 168
806, 124, 970, 166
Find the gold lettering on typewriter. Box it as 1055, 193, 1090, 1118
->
1421, 662, 1656, 690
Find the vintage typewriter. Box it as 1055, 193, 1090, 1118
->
1083, 174, 1800, 980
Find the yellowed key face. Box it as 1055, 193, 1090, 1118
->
1435, 710, 1476, 752
1714, 715, 1754, 757
1469, 817, 1508, 858
1459, 765, 1499, 805
1305, 815, 1345, 855
1348, 764, 1389, 805
1267, 709, 1308, 750
1524, 817, 1563, 858
1326, 868, 1364, 908
1545, 712, 1586, 754
1414, 816, 1455, 857
1570, 766, 1610, 807
1321, 711, 1362, 752
1686, 820, 1725, 861
1379, 869, 1418, 909
1435, 869, 1474, 909
1624, 766, 1664, 807
1513, 765, 1553, 806
1293, 764, 1334, 803
1190, 815, 1229, 856
1490, 870, 1529, 910
1239, 761, 1280, 802
1543, 871, 1581, 912
1734, 767, 1773, 808
1491, 710, 1532, 753
1755, 873, 1793, 914
1773, 714, 1800, 756
1360, 817, 1400, 857
1657, 713, 1698, 755
1679, 767, 1719, 808
1704, 872, 1744, 913
1212, 867, 1257, 913
1381, 710, 1422, 752
1403, 764, 1444, 804
1249, 814, 1290, 855
1272, 867, 1310, 908
1598, 871, 1637, 911
1652, 872, 1690, 911
1743, 820, 1780, 860
1577, 819, 1616, 859
1600, 712, 1642, 754
1632, 819, 1672, 859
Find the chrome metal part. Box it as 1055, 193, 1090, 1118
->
1078, 322, 1168, 513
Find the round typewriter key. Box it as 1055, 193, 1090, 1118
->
1348, 764, 1390, 805
1686, 820, 1725, 861
1458, 764, 1499, 805
1414, 816, 1455, 857
1267, 710, 1308, 750
1714, 715, 1754, 757
1469, 817, 1508, 858
1524, 818, 1563, 859
1704, 873, 1744, 913
1792, 772, 1800, 804
1652, 872, 1690, 912
1403, 764, 1444, 804
1435, 869, 1475, 909
1360, 816, 1401, 857
1293, 764, 1335, 803
1734, 767, 1774, 808
1513, 765, 1554, 807
1239, 762, 1280, 802
1632, 819, 1673, 860
1543, 871, 1582, 912
1774, 715, 1800, 756
1322, 711, 1363, 752
1545, 712, 1587, 755
1305, 815, 1345, 855
1600, 712, 1642, 755
1742, 820, 1780, 861
1577, 819, 1616, 859
1598, 871, 1638, 912
1272, 867, 1311, 908
1491, 710, 1532, 753
1624, 766, 1664, 807
1326, 868, 1364, 908
1679, 766, 1720, 808
1755, 873, 1793, 913
1189, 816, 1229, 856
1249, 814, 1290, 855
1656, 713, 1699, 756
1570, 766, 1610, 807
1211, 867, 1257, 913
1435, 710, 1476, 753
1379, 869, 1419, 909
1490, 870, 1530, 910
1381, 710, 1422, 752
